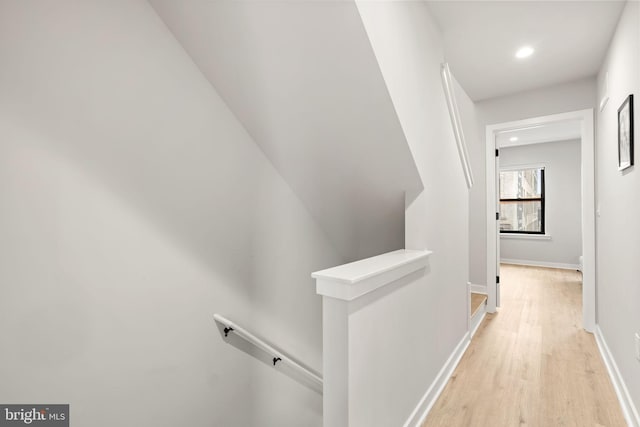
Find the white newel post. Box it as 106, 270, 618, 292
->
311, 249, 432, 427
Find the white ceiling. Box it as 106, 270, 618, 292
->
496, 119, 582, 147
427, 1, 626, 101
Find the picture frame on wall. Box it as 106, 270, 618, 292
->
618, 94, 634, 171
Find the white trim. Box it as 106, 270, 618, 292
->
486, 123, 499, 313
599, 72, 609, 112
499, 162, 546, 171
469, 283, 487, 294
486, 108, 596, 332
466, 282, 471, 340
470, 310, 486, 339
580, 111, 596, 332
500, 233, 552, 240
403, 332, 470, 427
311, 249, 431, 301
441, 63, 474, 189
595, 326, 640, 427
500, 258, 580, 271
499, 135, 581, 148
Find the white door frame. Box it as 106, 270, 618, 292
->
485, 108, 596, 333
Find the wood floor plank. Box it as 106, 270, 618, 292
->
470, 292, 487, 317
423, 265, 626, 427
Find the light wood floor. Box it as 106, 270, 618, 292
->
423, 264, 626, 427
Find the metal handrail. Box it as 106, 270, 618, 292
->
213, 314, 323, 391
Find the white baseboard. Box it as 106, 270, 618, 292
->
501, 258, 580, 271
594, 326, 640, 427
469, 283, 487, 294
403, 332, 470, 427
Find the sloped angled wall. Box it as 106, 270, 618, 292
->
0, 1, 342, 426
149, 0, 423, 262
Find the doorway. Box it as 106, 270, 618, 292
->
485, 109, 596, 332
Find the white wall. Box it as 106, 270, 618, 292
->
452, 77, 481, 280
347, 268, 433, 427
499, 140, 582, 267
148, 0, 423, 263
469, 78, 596, 285
356, 2, 470, 424
596, 0, 640, 419
0, 1, 342, 426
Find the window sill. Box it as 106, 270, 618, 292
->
500, 233, 552, 240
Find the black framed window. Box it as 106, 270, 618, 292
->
499, 167, 545, 234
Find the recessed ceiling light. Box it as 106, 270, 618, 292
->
515, 46, 534, 59
509, 137, 519, 142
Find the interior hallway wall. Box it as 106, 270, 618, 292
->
0, 1, 342, 426
499, 139, 582, 267
356, 2, 470, 425
468, 78, 596, 286
595, 0, 640, 420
